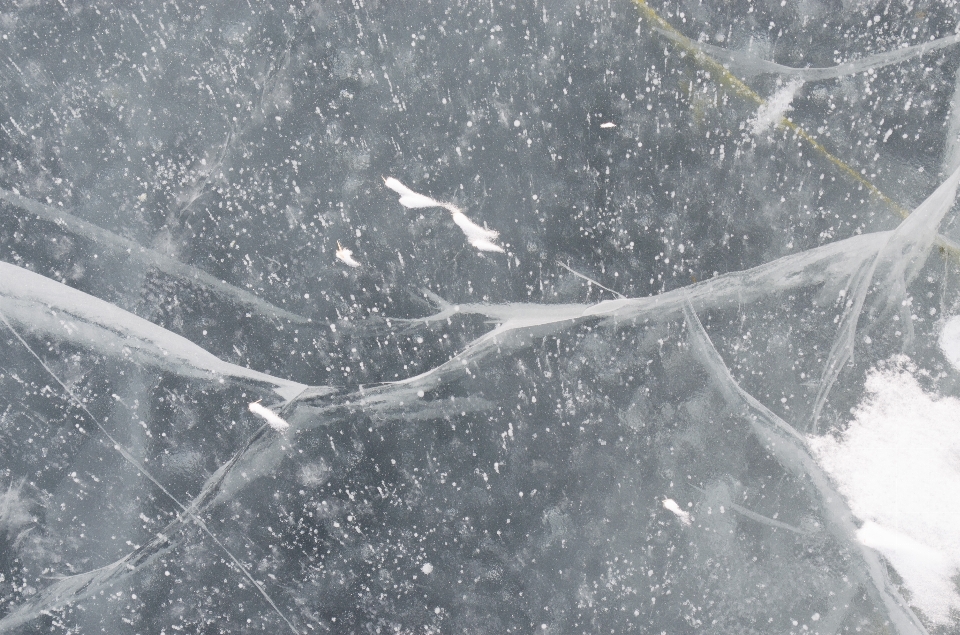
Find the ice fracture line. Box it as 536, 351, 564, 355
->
0, 309, 301, 635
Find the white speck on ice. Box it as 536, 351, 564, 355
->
421, 562, 433, 575
662, 498, 691, 525
599, 122, 616, 128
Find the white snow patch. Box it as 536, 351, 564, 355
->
938, 314, 960, 370
857, 521, 958, 618
421, 562, 434, 575
808, 358, 960, 624
750, 79, 804, 135
298, 460, 332, 487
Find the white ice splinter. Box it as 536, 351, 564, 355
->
336, 241, 361, 267
248, 401, 290, 432
384, 176, 505, 253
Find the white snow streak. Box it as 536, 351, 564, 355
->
384, 176, 504, 253
450, 209, 503, 252
383, 176, 446, 209
336, 241, 361, 267
248, 401, 290, 431
938, 314, 960, 369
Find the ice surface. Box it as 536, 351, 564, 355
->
2, 0, 960, 633
944, 64, 960, 177
682, 300, 929, 635
666, 29, 960, 81
0, 187, 309, 325
0, 261, 307, 400
809, 166, 960, 431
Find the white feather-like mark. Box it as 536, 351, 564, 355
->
383, 176, 445, 209
599, 122, 617, 128
385, 177, 504, 253
336, 241, 361, 268
451, 210, 504, 252
248, 401, 290, 431
469, 237, 507, 253
662, 498, 692, 525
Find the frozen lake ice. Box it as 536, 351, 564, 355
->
2, 0, 960, 633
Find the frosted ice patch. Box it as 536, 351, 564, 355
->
750, 79, 803, 135
662, 498, 691, 526
0, 481, 32, 534
420, 562, 433, 575
938, 314, 960, 371
808, 358, 960, 623
248, 402, 290, 432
